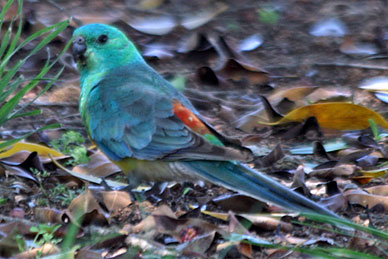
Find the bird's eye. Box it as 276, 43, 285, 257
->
97, 34, 108, 44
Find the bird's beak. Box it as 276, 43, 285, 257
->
72, 35, 87, 64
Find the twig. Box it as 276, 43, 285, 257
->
314, 62, 388, 71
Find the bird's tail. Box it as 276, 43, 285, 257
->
183, 160, 339, 218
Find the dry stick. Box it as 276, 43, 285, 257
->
314, 62, 388, 70
30, 102, 79, 107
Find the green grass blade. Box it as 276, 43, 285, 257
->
369, 118, 381, 141
0, 123, 60, 151
0, 61, 50, 125
0, 19, 70, 75
12, 66, 65, 117
3, 0, 23, 60
0, 0, 15, 36
9, 109, 42, 119
0, 21, 13, 60
0, 23, 71, 125
302, 212, 388, 240
0, 60, 23, 96
0, 75, 23, 104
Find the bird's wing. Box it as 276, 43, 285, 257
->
85, 65, 253, 162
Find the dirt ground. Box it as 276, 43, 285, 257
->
2, 0, 388, 258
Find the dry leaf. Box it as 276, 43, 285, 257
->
14, 243, 60, 258
218, 59, 269, 85
344, 189, 388, 210
102, 190, 132, 213
129, 16, 176, 35
181, 3, 228, 30
66, 189, 109, 224
34, 207, 67, 224
365, 185, 388, 196
0, 142, 66, 160
240, 214, 293, 232
72, 151, 121, 178
309, 164, 357, 178
268, 87, 317, 106
259, 102, 388, 130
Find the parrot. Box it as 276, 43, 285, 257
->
72, 23, 338, 217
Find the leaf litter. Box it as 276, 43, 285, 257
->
2, 0, 388, 258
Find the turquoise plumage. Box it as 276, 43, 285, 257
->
72, 24, 338, 217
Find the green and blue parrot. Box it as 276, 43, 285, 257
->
72, 24, 337, 217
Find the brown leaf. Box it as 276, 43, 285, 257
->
177, 230, 215, 256
0, 221, 34, 257
309, 164, 358, 178
365, 185, 388, 196
217, 59, 269, 85
268, 86, 317, 106
240, 214, 293, 232
212, 194, 267, 213
66, 188, 109, 225
72, 151, 121, 178
344, 189, 388, 210
101, 190, 132, 213
319, 193, 348, 212
34, 207, 68, 224
129, 16, 176, 35
181, 3, 228, 30
291, 166, 310, 197
14, 243, 60, 258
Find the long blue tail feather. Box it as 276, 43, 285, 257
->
183, 160, 339, 218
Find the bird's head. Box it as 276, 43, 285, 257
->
72, 24, 143, 74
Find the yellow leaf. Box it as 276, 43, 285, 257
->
360, 168, 387, 178
199, 209, 229, 221
0, 142, 65, 159
258, 102, 388, 130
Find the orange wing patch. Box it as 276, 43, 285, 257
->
173, 100, 211, 136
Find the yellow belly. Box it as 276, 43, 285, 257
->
113, 157, 198, 184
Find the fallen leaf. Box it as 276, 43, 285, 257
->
212, 194, 267, 213
217, 58, 269, 85
177, 230, 215, 255
125, 235, 176, 257
181, 3, 228, 30
268, 86, 317, 106
138, 0, 164, 9
319, 193, 348, 212
72, 151, 121, 178
240, 214, 293, 232
359, 76, 388, 92
34, 207, 68, 224
290, 139, 348, 155
129, 16, 176, 35
365, 185, 388, 195
51, 155, 126, 189
310, 17, 347, 37
305, 88, 351, 103
375, 92, 388, 103
352, 176, 374, 185
0, 142, 66, 160
177, 32, 213, 53
340, 37, 378, 56
14, 243, 60, 258
344, 189, 388, 210
259, 102, 388, 130
66, 188, 109, 225
102, 190, 132, 213
143, 43, 175, 59
358, 167, 387, 179
238, 34, 263, 52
